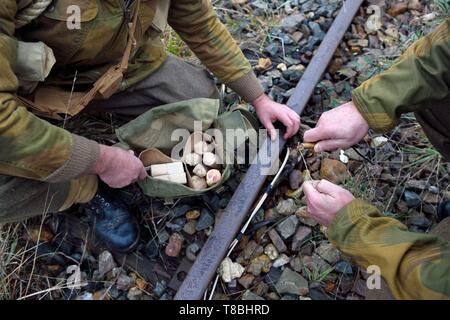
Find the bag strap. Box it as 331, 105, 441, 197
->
21, 0, 141, 120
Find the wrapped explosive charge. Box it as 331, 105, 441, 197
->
202, 152, 221, 169
192, 163, 207, 178
193, 140, 214, 155
184, 153, 202, 166
190, 175, 207, 190
206, 169, 221, 187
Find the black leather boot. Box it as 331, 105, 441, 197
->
83, 186, 140, 253
437, 199, 450, 222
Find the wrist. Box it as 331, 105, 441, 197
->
251, 93, 269, 109
91, 144, 109, 175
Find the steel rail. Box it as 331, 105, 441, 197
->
175, 0, 365, 300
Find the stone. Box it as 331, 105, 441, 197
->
295, 206, 318, 227
247, 254, 272, 276
291, 226, 312, 251
316, 242, 341, 265
157, 230, 170, 244
218, 258, 245, 283
242, 240, 265, 260
185, 209, 201, 220
238, 274, 255, 289
275, 198, 297, 215
116, 274, 135, 291
268, 229, 288, 253
256, 57, 272, 71
98, 251, 116, 277
320, 158, 349, 184
289, 169, 304, 190
264, 244, 279, 260
183, 220, 197, 235
370, 136, 388, 148
387, 2, 408, 16
301, 254, 332, 274
254, 281, 269, 297
335, 261, 353, 275
242, 290, 265, 300
127, 287, 143, 300
165, 233, 184, 257
276, 215, 299, 240
273, 254, 291, 268
76, 292, 93, 300
404, 190, 421, 207
196, 208, 215, 231
144, 240, 159, 259
186, 242, 201, 261
153, 280, 167, 298
281, 14, 305, 32
275, 268, 309, 296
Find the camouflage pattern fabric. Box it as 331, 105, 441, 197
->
330, 20, 450, 300
0, 0, 263, 185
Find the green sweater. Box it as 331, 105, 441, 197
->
330, 20, 450, 299
0, 0, 264, 183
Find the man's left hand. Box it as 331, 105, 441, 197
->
303, 180, 355, 227
252, 94, 300, 141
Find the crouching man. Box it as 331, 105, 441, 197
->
302, 20, 449, 299
0, 0, 299, 252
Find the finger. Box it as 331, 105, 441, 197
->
315, 139, 348, 153
128, 150, 135, 155
303, 181, 321, 204
315, 179, 344, 196
263, 120, 277, 141
139, 167, 148, 180
289, 112, 301, 137
279, 113, 294, 139
303, 126, 328, 143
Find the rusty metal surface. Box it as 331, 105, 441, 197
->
174, 0, 365, 300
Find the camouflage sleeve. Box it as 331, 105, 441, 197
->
0, 1, 99, 183
168, 0, 264, 102
352, 19, 450, 132
328, 199, 450, 299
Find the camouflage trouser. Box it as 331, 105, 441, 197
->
0, 55, 219, 223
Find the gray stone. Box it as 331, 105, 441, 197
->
196, 208, 215, 231
98, 251, 116, 277
291, 226, 311, 251
275, 268, 309, 296
404, 190, 421, 207
153, 280, 167, 298
335, 261, 353, 275
315, 242, 341, 265
289, 169, 304, 190
157, 230, 170, 244
276, 215, 299, 240
242, 290, 265, 300
116, 274, 135, 291
281, 13, 306, 32
268, 229, 287, 252
276, 198, 297, 215
273, 254, 291, 268
186, 242, 201, 262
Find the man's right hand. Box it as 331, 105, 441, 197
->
303, 102, 369, 153
91, 145, 148, 188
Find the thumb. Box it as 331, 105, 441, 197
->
303, 126, 327, 143
315, 179, 343, 196
139, 167, 148, 180
315, 139, 347, 153
303, 181, 320, 200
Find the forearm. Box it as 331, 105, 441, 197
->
328, 199, 450, 299
168, 0, 264, 102
352, 19, 450, 133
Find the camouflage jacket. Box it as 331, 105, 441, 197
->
0, 0, 263, 183
329, 20, 450, 299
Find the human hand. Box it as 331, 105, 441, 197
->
252, 94, 300, 141
303, 102, 369, 153
303, 179, 355, 227
91, 145, 148, 188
